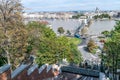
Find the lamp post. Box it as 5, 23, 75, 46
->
100, 49, 107, 73
100, 41, 105, 72
112, 52, 115, 80
100, 53, 104, 72
55, 53, 59, 64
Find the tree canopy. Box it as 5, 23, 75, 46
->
101, 30, 110, 37
0, 0, 29, 68
102, 21, 120, 75
81, 26, 88, 36
87, 39, 98, 53
0, 0, 83, 68
57, 27, 65, 35
25, 21, 83, 66
94, 14, 111, 19
72, 14, 85, 19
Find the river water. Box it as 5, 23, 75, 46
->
25, 19, 116, 35
87, 20, 116, 35
47, 19, 81, 34
47, 19, 116, 35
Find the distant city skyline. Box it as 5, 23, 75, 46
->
22, 0, 120, 12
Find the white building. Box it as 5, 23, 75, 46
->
23, 12, 73, 20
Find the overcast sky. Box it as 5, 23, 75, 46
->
21, 0, 120, 12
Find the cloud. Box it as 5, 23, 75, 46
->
21, 0, 120, 11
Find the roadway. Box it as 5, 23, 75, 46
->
74, 21, 96, 61
78, 38, 100, 62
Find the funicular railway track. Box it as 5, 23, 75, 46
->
78, 76, 99, 80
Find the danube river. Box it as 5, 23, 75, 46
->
87, 20, 116, 35
47, 19, 81, 34
25, 19, 116, 34
47, 19, 116, 35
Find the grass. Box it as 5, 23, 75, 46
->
67, 37, 81, 45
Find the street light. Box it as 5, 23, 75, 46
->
100, 50, 106, 73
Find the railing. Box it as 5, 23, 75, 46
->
74, 22, 85, 35
61, 66, 99, 78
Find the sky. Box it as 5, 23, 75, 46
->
21, 0, 120, 12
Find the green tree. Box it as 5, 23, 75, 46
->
55, 36, 82, 64
94, 15, 99, 19
26, 21, 82, 66
94, 14, 111, 19
114, 21, 120, 33
69, 42, 82, 64
66, 30, 71, 35
72, 14, 84, 19
26, 21, 46, 54
26, 22, 59, 65
101, 30, 110, 37
102, 21, 120, 79
81, 26, 88, 36
103, 41, 120, 79
87, 39, 98, 53
57, 27, 65, 35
